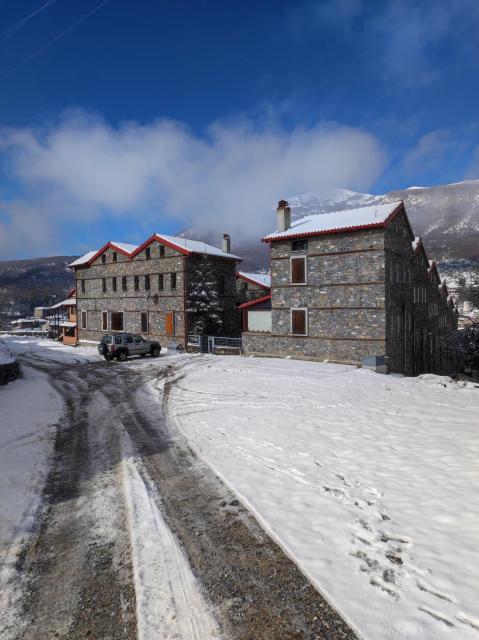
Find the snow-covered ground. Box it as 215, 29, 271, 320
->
0, 339, 15, 365
0, 364, 63, 608
167, 356, 479, 639
0, 337, 98, 599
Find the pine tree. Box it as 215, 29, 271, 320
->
187, 256, 224, 335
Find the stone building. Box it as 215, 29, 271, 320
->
70, 234, 241, 348
236, 272, 271, 305
242, 200, 458, 375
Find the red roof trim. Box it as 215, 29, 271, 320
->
261, 202, 406, 243
130, 234, 191, 257
236, 272, 270, 290
85, 241, 133, 266
238, 293, 272, 309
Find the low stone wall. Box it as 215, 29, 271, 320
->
0, 360, 21, 385
242, 332, 385, 364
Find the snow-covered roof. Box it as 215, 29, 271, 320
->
237, 272, 271, 289
141, 234, 241, 260
69, 251, 97, 267
111, 241, 138, 253
263, 201, 403, 241
59, 321, 77, 328
70, 234, 241, 268
48, 297, 76, 310
11, 317, 47, 325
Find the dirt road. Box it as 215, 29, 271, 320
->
3, 353, 358, 640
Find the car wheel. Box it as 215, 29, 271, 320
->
117, 351, 128, 361
150, 346, 160, 358
140, 353, 146, 358
104, 354, 114, 361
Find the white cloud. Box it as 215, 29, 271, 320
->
0, 111, 386, 258
402, 130, 451, 174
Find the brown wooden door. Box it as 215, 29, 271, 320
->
165, 311, 175, 336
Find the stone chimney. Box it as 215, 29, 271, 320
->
222, 233, 231, 254
276, 200, 291, 232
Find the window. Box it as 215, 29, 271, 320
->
291, 257, 306, 284
126, 335, 133, 344
145, 247, 151, 260
158, 273, 164, 290
101, 254, 106, 264
112, 251, 117, 263
115, 335, 122, 345
134, 275, 139, 291
81, 310, 87, 330
122, 276, 127, 291
165, 311, 175, 336
291, 308, 307, 335
159, 245, 165, 257
171, 272, 177, 289
141, 311, 148, 333
102, 310, 108, 331
81, 279, 85, 294
111, 311, 124, 331
291, 238, 308, 253
112, 277, 117, 292
145, 274, 150, 291
102, 278, 106, 293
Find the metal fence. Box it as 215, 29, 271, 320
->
187, 334, 242, 354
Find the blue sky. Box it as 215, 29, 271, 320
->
0, 0, 478, 259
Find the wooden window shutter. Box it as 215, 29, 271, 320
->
165, 311, 175, 336
291, 309, 306, 335
291, 257, 306, 284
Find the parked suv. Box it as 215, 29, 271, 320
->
98, 333, 161, 361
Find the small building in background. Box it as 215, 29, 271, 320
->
239, 293, 272, 333
236, 271, 271, 305
57, 294, 78, 345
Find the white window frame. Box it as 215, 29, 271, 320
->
101, 310, 109, 331
290, 255, 307, 285
81, 309, 88, 330
290, 307, 308, 336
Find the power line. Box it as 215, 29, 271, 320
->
0, 0, 57, 43
0, 0, 112, 82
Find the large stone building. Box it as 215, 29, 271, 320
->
242, 200, 458, 375
70, 233, 241, 348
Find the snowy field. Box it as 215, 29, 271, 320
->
167, 356, 479, 639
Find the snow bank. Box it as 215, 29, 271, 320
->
1, 335, 101, 364
0, 365, 63, 604
167, 356, 479, 640
0, 340, 15, 365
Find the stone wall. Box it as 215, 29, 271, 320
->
243, 332, 383, 363
0, 360, 21, 385
243, 228, 387, 363
384, 211, 459, 375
